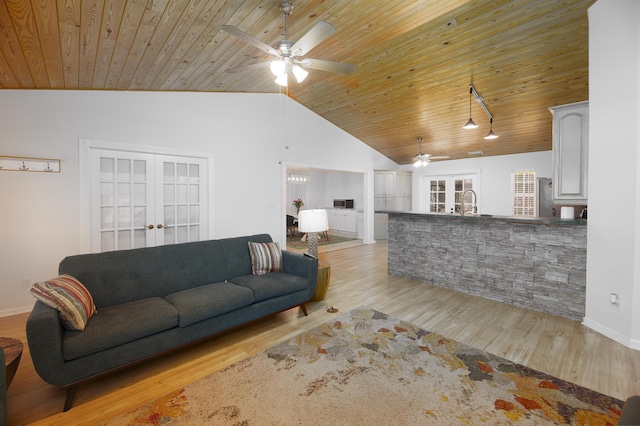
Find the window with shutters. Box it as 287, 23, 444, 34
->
512, 170, 536, 217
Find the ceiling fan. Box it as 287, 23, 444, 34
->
221, 1, 354, 87
413, 138, 450, 167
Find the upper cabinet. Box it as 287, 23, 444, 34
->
549, 101, 589, 204
374, 170, 412, 211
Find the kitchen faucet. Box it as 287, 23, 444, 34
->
461, 189, 477, 215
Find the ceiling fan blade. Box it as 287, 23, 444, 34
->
225, 62, 270, 74
299, 58, 355, 74
428, 156, 450, 161
291, 21, 336, 56
221, 25, 281, 57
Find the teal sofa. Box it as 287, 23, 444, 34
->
26, 234, 317, 411
1, 348, 5, 426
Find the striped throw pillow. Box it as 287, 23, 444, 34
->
248, 242, 283, 275
29, 274, 97, 331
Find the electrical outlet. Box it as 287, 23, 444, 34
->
610, 293, 620, 306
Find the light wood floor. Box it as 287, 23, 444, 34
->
2, 242, 639, 425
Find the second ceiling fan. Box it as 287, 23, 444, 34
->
221, 1, 354, 86
413, 138, 450, 167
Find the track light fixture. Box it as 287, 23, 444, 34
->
463, 84, 498, 139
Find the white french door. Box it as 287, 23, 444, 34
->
84, 142, 209, 253
424, 174, 477, 214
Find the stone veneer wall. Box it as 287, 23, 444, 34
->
387, 213, 587, 321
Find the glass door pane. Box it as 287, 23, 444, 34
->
455, 178, 475, 214
92, 150, 154, 252
429, 179, 447, 213
156, 156, 206, 245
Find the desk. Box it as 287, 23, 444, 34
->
310, 261, 331, 301
1, 337, 23, 389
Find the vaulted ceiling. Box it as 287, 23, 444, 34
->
0, 0, 594, 164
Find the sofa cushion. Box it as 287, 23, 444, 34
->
165, 282, 255, 327
230, 272, 309, 302
29, 275, 97, 331
63, 297, 178, 361
248, 242, 283, 275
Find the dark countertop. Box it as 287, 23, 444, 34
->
377, 210, 587, 226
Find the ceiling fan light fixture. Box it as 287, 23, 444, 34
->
275, 72, 288, 86
270, 60, 286, 77
292, 64, 308, 83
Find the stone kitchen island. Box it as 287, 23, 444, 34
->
384, 211, 587, 321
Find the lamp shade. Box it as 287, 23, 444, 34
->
298, 209, 328, 233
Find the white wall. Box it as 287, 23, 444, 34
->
584, 0, 640, 349
0, 90, 396, 316
403, 151, 553, 215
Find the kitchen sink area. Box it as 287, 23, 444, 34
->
383, 211, 587, 321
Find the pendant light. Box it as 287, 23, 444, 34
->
462, 86, 478, 129
484, 118, 499, 139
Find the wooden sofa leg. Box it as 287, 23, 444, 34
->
63, 386, 78, 412
300, 303, 308, 316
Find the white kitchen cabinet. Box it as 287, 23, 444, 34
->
326, 209, 360, 235
549, 101, 589, 204
374, 170, 412, 211
374, 213, 388, 240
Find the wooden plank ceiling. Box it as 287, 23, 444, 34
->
0, 0, 594, 164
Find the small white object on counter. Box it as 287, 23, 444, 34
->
560, 206, 575, 219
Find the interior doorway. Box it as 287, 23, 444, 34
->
284, 165, 368, 251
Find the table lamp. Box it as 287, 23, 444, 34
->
298, 209, 328, 258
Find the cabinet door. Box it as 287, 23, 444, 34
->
345, 213, 357, 233
395, 172, 411, 197
374, 213, 388, 240
550, 101, 588, 203
326, 210, 337, 230
334, 213, 346, 231
384, 196, 396, 211
374, 172, 386, 197
385, 172, 396, 196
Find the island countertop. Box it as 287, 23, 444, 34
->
384, 210, 587, 321
377, 210, 587, 226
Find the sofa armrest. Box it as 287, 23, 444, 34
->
619, 396, 640, 425
282, 251, 318, 294
26, 301, 68, 387
0, 346, 5, 426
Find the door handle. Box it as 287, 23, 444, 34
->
147, 224, 154, 229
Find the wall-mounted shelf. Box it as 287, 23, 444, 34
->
0, 156, 60, 173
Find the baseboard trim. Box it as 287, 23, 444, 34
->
0, 305, 32, 318
582, 317, 640, 350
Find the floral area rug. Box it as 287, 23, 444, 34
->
105, 307, 622, 425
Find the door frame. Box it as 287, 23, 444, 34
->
79, 138, 215, 253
